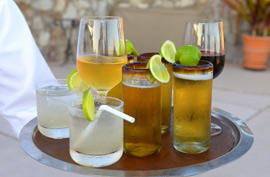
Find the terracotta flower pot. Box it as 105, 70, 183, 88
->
242, 34, 270, 70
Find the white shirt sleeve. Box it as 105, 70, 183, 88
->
0, 0, 55, 139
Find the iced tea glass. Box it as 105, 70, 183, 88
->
36, 79, 79, 139
69, 96, 124, 167
138, 52, 173, 134
122, 62, 162, 157
173, 60, 213, 154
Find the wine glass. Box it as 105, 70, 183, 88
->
184, 19, 225, 136
76, 16, 127, 96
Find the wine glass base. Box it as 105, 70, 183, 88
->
211, 123, 222, 136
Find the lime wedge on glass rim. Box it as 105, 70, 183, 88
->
175, 45, 201, 66
147, 55, 170, 84
82, 90, 95, 121
159, 40, 176, 63
67, 69, 90, 91
126, 39, 139, 57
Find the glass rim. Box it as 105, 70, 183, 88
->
71, 96, 124, 111
186, 19, 222, 24
80, 16, 123, 22
35, 79, 81, 91
122, 62, 149, 72
138, 53, 172, 66
173, 60, 213, 70
139, 52, 159, 58
94, 96, 124, 109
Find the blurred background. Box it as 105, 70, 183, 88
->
15, 0, 245, 64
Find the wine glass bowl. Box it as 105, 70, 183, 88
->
184, 19, 225, 79
76, 16, 127, 96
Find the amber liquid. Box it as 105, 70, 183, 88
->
138, 53, 173, 134
123, 83, 161, 157
77, 55, 127, 94
173, 70, 212, 154
161, 65, 172, 134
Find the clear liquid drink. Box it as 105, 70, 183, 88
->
36, 79, 79, 139
69, 96, 124, 167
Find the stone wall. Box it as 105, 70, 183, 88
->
15, 0, 238, 63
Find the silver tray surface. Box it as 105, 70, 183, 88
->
19, 107, 253, 176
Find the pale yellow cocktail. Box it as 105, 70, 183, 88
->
77, 55, 127, 95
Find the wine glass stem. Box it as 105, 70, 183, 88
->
97, 90, 108, 97
211, 123, 222, 136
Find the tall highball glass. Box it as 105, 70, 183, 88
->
138, 52, 173, 134
173, 60, 213, 154
122, 62, 162, 157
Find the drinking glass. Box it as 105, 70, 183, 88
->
173, 60, 213, 154
138, 52, 173, 134
184, 19, 225, 136
76, 16, 127, 96
122, 62, 162, 157
36, 79, 79, 139
69, 96, 124, 167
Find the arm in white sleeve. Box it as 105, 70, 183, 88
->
0, 0, 55, 139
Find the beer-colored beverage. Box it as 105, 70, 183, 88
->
173, 61, 213, 154
122, 62, 162, 157
107, 55, 135, 100
107, 82, 123, 100
138, 52, 172, 134
77, 55, 127, 93
161, 64, 172, 134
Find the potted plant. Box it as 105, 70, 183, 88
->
222, 0, 270, 70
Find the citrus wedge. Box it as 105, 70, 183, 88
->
126, 39, 139, 57
159, 40, 176, 63
175, 45, 201, 66
147, 55, 170, 83
67, 69, 90, 91
82, 90, 95, 121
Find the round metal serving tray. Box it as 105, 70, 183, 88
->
19, 107, 253, 176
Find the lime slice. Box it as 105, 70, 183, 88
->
82, 90, 95, 121
147, 55, 170, 83
159, 40, 176, 63
146, 73, 156, 84
126, 39, 139, 57
67, 69, 90, 91
175, 45, 201, 66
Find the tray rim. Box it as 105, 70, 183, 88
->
19, 107, 254, 177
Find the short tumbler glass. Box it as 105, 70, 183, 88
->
36, 79, 79, 139
69, 96, 124, 167
173, 61, 213, 154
